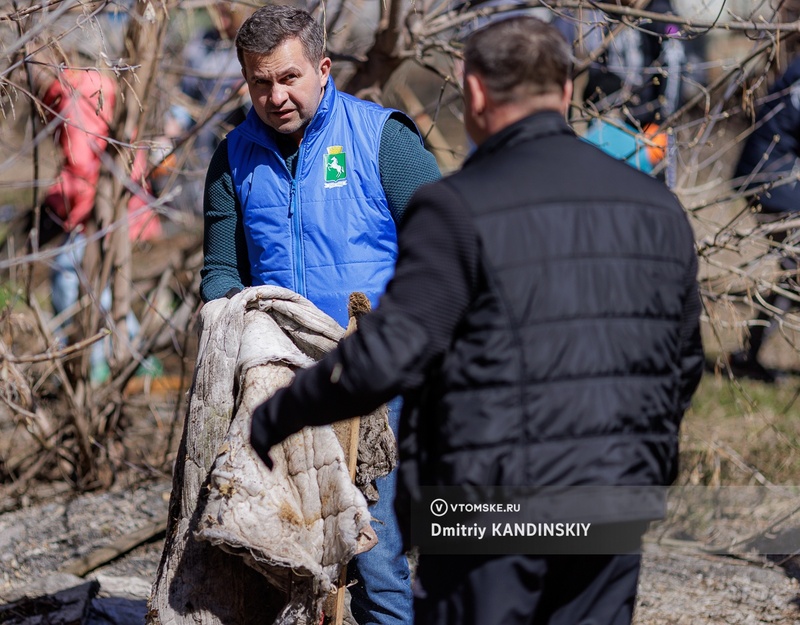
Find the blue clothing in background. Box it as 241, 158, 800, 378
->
582, 119, 652, 173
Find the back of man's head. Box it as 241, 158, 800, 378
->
235, 5, 324, 68
464, 16, 572, 104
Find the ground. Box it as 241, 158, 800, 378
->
637, 544, 800, 624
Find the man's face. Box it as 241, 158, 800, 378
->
242, 37, 331, 144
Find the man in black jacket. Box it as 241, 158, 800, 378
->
250, 16, 703, 625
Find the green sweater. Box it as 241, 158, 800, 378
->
200, 115, 442, 302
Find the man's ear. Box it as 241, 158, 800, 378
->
464, 72, 490, 145
465, 73, 486, 119
319, 56, 332, 87
561, 79, 574, 116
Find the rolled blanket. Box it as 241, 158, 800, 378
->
148, 286, 394, 625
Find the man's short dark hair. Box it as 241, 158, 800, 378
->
235, 5, 325, 68
464, 16, 572, 103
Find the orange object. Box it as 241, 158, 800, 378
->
151, 153, 178, 179
644, 123, 668, 166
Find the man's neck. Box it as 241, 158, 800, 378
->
273, 129, 302, 157
487, 96, 565, 137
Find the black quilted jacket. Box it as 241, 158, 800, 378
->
257, 110, 704, 539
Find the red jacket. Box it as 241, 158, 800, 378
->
42, 69, 161, 241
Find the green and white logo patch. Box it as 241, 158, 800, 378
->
324, 146, 347, 188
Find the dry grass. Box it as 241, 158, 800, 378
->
680, 372, 800, 486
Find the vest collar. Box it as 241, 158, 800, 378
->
302, 77, 337, 144
464, 110, 574, 168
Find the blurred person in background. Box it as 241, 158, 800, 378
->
167, 3, 253, 215
32, 37, 162, 383
555, 0, 690, 176
164, 2, 253, 214
729, 55, 800, 382
177, 3, 251, 159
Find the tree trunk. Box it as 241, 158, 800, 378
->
339, 0, 407, 99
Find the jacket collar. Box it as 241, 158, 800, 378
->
464, 110, 574, 168
302, 77, 337, 143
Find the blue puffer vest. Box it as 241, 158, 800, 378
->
227, 81, 399, 326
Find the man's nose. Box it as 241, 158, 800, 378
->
269, 86, 287, 106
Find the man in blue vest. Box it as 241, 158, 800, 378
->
199, 5, 441, 624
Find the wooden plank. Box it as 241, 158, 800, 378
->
59, 516, 167, 577
332, 293, 370, 625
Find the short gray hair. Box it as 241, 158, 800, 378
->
464, 17, 572, 103
235, 5, 325, 68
